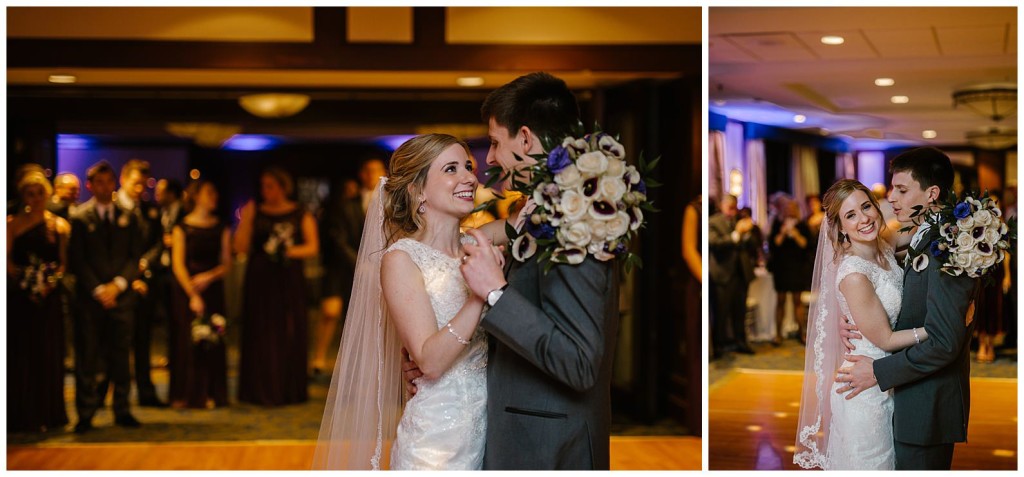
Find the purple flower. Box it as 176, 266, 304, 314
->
930, 240, 946, 258
953, 202, 973, 219
634, 179, 648, 195
547, 146, 572, 174
526, 220, 556, 240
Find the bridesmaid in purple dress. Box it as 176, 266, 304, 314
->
169, 180, 231, 408
7, 170, 70, 432
234, 167, 319, 406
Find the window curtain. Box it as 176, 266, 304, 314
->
746, 139, 768, 228
709, 130, 726, 204
725, 121, 745, 204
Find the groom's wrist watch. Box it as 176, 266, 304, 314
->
486, 284, 508, 307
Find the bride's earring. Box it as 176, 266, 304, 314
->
417, 201, 426, 214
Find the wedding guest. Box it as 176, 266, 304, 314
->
7, 170, 70, 432
153, 179, 185, 331
709, 194, 757, 356
69, 161, 144, 432
768, 198, 812, 345
235, 167, 319, 406
805, 193, 824, 238
312, 161, 383, 375
109, 159, 167, 407
169, 180, 230, 408
974, 191, 1010, 363
47, 172, 81, 220
8, 164, 46, 215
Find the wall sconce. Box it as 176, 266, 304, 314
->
729, 168, 744, 197
238, 93, 310, 118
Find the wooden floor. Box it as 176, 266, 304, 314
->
709, 369, 1017, 470
7, 436, 701, 470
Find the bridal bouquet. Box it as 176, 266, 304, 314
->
18, 254, 62, 303
263, 222, 295, 263
484, 125, 658, 272
905, 192, 1015, 280
191, 312, 227, 347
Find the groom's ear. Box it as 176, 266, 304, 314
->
517, 126, 536, 154
926, 185, 941, 203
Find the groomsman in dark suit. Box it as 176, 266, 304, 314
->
47, 172, 81, 220
152, 178, 184, 325
69, 161, 144, 432
708, 194, 758, 356
114, 159, 168, 407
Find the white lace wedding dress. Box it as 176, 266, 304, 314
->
826, 251, 903, 470
385, 238, 488, 470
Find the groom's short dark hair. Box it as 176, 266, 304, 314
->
481, 72, 580, 143
890, 147, 954, 198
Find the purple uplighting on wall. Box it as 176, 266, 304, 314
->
222, 135, 279, 151
57, 143, 189, 202
376, 135, 417, 152
856, 150, 886, 190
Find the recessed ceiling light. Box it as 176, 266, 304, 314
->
874, 78, 895, 87
922, 130, 937, 139
820, 36, 845, 45
456, 77, 484, 87
48, 74, 77, 84
714, 100, 727, 106
891, 96, 910, 104
793, 114, 807, 123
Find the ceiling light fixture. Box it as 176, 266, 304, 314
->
952, 83, 1017, 122
966, 126, 1016, 150
874, 78, 895, 87
48, 74, 77, 84
793, 114, 807, 123
922, 130, 937, 139
891, 96, 909, 104
238, 93, 310, 119
820, 36, 845, 45
456, 77, 485, 87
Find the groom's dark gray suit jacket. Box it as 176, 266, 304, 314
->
480, 254, 619, 470
874, 227, 978, 446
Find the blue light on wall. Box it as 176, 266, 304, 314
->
222, 135, 279, 151
56, 134, 96, 150
377, 135, 417, 152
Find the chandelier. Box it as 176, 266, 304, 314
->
966, 126, 1017, 151
238, 93, 310, 119
166, 122, 242, 148
952, 83, 1016, 122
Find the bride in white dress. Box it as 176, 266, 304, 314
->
311, 134, 503, 470
794, 179, 930, 470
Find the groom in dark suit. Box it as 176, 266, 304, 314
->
836, 147, 977, 469
69, 161, 145, 432
457, 72, 620, 470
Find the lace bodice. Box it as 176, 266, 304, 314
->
835, 251, 903, 360
384, 238, 487, 470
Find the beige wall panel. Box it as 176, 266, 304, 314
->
347, 7, 413, 44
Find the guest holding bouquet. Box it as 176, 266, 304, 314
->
169, 180, 231, 408
7, 169, 71, 432
235, 167, 319, 406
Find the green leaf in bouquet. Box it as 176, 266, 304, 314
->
471, 199, 497, 215
644, 155, 662, 174
645, 177, 663, 188
536, 238, 557, 247
640, 201, 660, 213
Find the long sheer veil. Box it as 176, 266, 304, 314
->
312, 177, 403, 469
793, 217, 844, 470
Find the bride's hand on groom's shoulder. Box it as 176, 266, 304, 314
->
839, 316, 862, 351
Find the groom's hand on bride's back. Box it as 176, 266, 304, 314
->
839, 316, 862, 352
402, 347, 423, 396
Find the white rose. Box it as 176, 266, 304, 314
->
957, 216, 975, 230
553, 246, 586, 265
598, 176, 628, 202
984, 227, 1002, 244
968, 197, 983, 209
559, 189, 590, 222
1000, 222, 1009, 235
979, 253, 997, 270
561, 221, 593, 248
955, 232, 975, 250
606, 158, 626, 178
576, 151, 609, 177
555, 164, 583, 189
589, 219, 609, 240
606, 211, 630, 239
598, 135, 625, 160
974, 209, 993, 226
953, 251, 974, 269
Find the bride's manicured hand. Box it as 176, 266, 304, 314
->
834, 355, 876, 399
460, 229, 507, 300
839, 316, 862, 352
401, 347, 423, 396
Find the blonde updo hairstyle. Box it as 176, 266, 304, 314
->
18, 170, 54, 199
821, 179, 887, 262
382, 133, 472, 245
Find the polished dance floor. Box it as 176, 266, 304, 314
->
709, 368, 1017, 470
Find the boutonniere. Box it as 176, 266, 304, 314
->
118, 214, 130, 228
